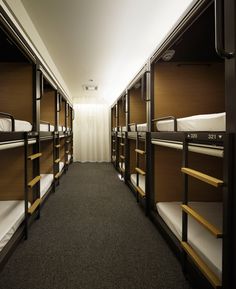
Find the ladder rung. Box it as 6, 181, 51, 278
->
120, 143, 125, 146
28, 176, 41, 188
181, 168, 224, 187
112, 149, 116, 152
54, 158, 60, 163
28, 198, 41, 215
136, 186, 145, 197
65, 150, 70, 154
181, 205, 222, 238
66, 140, 71, 143
28, 153, 42, 160
135, 149, 146, 155
181, 242, 221, 288
112, 140, 115, 143
120, 167, 125, 173
120, 155, 125, 160
135, 167, 146, 175
55, 172, 62, 179
55, 144, 61, 148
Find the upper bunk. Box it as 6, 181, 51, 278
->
128, 64, 149, 133
0, 15, 36, 146
151, 1, 225, 145
111, 103, 117, 132
39, 67, 57, 138
117, 92, 127, 133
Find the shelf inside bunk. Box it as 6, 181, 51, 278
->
156, 202, 222, 281
0, 200, 31, 252
151, 138, 224, 158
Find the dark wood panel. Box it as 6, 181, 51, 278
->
129, 87, 146, 124
153, 62, 224, 121
0, 63, 33, 123
0, 146, 33, 200
40, 140, 53, 174
154, 146, 222, 202
41, 90, 56, 125
59, 100, 66, 127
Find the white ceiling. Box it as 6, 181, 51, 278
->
21, 0, 194, 104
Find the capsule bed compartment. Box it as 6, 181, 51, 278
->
129, 139, 146, 192
129, 81, 147, 131
40, 77, 56, 132
153, 145, 223, 280
59, 98, 66, 132
0, 146, 33, 251
118, 96, 126, 131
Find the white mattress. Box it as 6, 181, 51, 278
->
58, 126, 66, 132
113, 127, 118, 132
40, 174, 54, 198
156, 112, 226, 132
121, 126, 127, 132
156, 202, 222, 280
0, 200, 30, 252
40, 123, 55, 132
130, 123, 147, 132
130, 173, 145, 192
0, 119, 32, 132
59, 161, 64, 172
68, 154, 72, 162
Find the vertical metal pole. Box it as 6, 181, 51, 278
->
182, 135, 189, 273
24, 132, 28, 240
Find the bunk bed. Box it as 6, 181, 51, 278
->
149, 2, 230, 288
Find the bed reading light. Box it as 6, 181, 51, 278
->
162, 49, 175, 61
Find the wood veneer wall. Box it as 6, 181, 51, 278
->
129, 87, 146, 124
41, 90, 56, 126
59, 100, 66, 127
153, 62, 224, 124
154, 146, 223, 203
118, 98, 126, 127
40, 140, 53, 174
0, 63, 33, 123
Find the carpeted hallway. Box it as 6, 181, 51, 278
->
0, 163, 192, 289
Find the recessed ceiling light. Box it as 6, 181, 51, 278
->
83, 85, 98, 91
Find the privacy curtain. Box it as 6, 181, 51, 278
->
73, 102, 110, 162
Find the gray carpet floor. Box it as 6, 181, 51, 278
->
0, 163, 192, 289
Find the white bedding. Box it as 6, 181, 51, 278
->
59, 161, 64, 172
68, 154, 72, 162
0, 119, 32, 132
156, 112, 226, 132
40, 123, 55, 132
0, 200, 30, 252
130, 173, 145, 192
40, 174, 54, 198
156, 202, 222, 280
58, 126, 66, 132
130, 123, 147, 132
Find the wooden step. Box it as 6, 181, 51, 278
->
120, 167, 125, 173
66, 140, 71, 143
28, 176, 41, 188
28, 153, 42, 160
28, 198, 41, 215
136, 186, 145, 198
55, 144, 61, 148
135, 167, 146, 175
55, 172, 61, 179
181, 205, 222, 238
120, 143, 125, 146
120, 155, 125, 160
181, 168, 224, 187
54, 158, 60, 163
181, 242, 221, 288
65, 150, 70, 154
135, 149, 146, 155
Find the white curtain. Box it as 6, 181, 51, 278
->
73, 100, 110, 162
